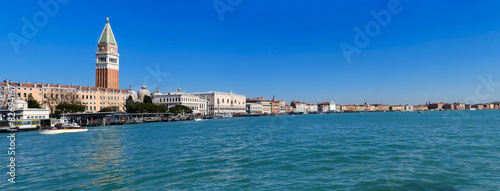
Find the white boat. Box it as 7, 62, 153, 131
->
39, 128, 88, 134
39, 117, 87, 134
216, 112, 233, 118
193, 118, 203, 121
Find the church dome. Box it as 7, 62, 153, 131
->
128, 84, 138, 100
14, 99, 28, 110
137, 84, 151, 101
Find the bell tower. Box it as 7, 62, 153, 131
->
95, 17, 120, 89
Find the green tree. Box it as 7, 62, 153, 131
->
99, 106, 119, 112
125, 95, 136, 113
53, 110, 62, 119
169, 105, 193, 115
26, 98, 41, 108
56, 103, 86, 113
143, 95, 153, 103
124, 95, 167, 113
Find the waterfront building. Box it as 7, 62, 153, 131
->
413, 105, 429, 111
404, 104, 413, 111
285, 104, 292, 113
193, 91, 246, 115
390, 105, 404, 111
0, 99, 50, 120
270, 101, 280, 114
279, 100, 286, 113
0, 81, 131, 113
329, 101, 337, 112
318, 102, 329, 112
318, 101, 337, 112
428, 102, 446, 110
336, 105, 343, 112
345, 105, 357, 112
261, 101, 272, 114
291, 101, 309, 113
368, 105, 376, 112
153, 88, 208, 115
453, 103, 461, 110
247, 96, 274, 114
465, 104, 471, 110
246, 103, 263, 115
356, 105, 367, 112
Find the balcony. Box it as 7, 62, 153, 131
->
95, 51, 120, 56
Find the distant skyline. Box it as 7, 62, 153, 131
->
1, 1, 500, 105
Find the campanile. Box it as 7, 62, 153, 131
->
95, 17, 120, 89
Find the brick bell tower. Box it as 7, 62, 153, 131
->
95, 17, 120, 90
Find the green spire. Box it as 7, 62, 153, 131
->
98, 18, 117, 45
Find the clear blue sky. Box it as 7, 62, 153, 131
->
1, 0, 500, 105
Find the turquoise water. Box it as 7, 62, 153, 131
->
1, 110, 500, 190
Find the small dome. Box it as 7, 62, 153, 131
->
152, 88, 162, 97
128, 83, 138, 100
14, 99, 27, 110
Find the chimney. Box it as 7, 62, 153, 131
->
26, 81, 29, 84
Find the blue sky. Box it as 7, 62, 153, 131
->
1, 0, 500, 105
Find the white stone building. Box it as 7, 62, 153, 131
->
153, 88, 208, 115
294, 103, 309, 113
0, 99, 50, 120
261, 101, 272, 114
329, 101, 337, 112
193, 91, 246, 115
246, 103, 263, 115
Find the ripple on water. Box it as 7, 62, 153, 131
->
2, 111, 500, 190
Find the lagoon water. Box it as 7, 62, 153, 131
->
2, 110, 500, 190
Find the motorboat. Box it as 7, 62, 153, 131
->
39, 117, 88, 134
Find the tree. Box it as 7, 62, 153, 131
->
125, 99, 167, 113
56, 103, 86, 113
169, 105, 193, 115
26, 98, 41, 108
143, 95, 153, 103
99, 106, 119, 112
125, 95, 136, 113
